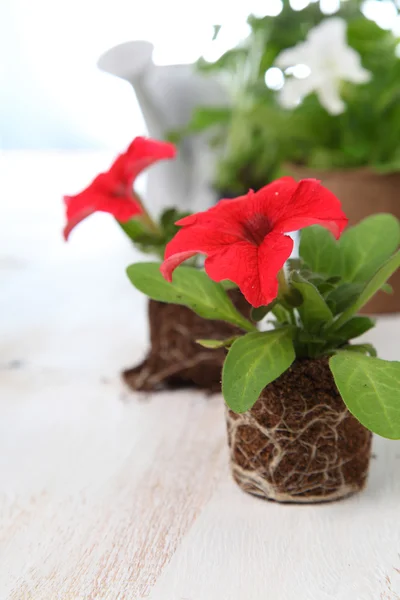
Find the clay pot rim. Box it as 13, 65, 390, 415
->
284, 162, 400, 181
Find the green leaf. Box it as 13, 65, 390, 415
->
196, 336, 238, 349
220, 280, 238, 291
330, 353, 400, 439
287, 258, 303, 273
339, 214, 400, 283
118, 219, 166, 258
250, 301, 276, 322
282, 287, 303, 308
118, 218, 147, 240
126, 262, 256, 332
291, 273, 333, 332
296, 331, 325, 344
340, 344, 377, 357
222, 329, 295, 413
300, 225, 342, 277
329, 251, 400, 331
271, 304, 291, 324
381, 283, 393, 294
326, 282, 363, 314
330, 316, 375, 341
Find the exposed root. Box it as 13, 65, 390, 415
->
226, 358, 372, 503
123, 291, 251, 394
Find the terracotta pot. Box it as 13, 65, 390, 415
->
123, 289, 251, 394
287, 164, 400, 314
226, 358, 372, 504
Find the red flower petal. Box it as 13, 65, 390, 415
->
63, 136, 176, 240
161, 176, 347, 306
111, 137, 177, 188
253, 177, 348, 239
161, 220, 241, 280
63, 174, 142, 241
204, 233, 293, 307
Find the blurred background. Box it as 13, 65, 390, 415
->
1, 0, 398, 152
0, 0, 289, 150
1, 0, 400, 303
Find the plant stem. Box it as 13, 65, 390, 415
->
277, 268, 296, 326
134, 192, 162, 236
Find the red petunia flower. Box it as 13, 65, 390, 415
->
63, 137, 176, 240
161, 177, 348, 307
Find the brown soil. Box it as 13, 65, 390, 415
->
123, 289, 250, 394
226, 357, 372, 503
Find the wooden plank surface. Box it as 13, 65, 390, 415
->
1, 153, 400, 600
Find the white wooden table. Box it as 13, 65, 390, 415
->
1, 152, 400, 600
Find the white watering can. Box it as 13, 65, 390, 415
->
98, 41, 228, 215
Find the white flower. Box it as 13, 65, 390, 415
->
275, 17, 372, 115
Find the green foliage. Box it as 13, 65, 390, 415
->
196, 336, 238, 349
330, 353, 400, 439
126, 262, 256, 332
126, 217, 400, 436
329, 250, 400, 331
299, 226, 342, 277
119, 208, 190, 258
222, 329, 295, 413
250, 302, 276, 322
291, 272, 333, 332
331, 315, 375, 341
325, 282, 363, 314
299, 216, 400, 313
338, 343, 377, 357
174, 0, 400, 193
339, 214, 400, 282
296, 215, 399, 352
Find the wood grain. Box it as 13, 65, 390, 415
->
1, 153, 400, 600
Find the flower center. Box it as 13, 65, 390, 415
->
242, 213, 272, 245
111, 182, 131, 199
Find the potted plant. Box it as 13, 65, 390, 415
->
63, 136, 249, 392
177, 0, 400, 312
127, 176, 400, 503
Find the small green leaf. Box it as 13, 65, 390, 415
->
330, 353, 400, 439
329, 251, 400, 331
196, 337, 238, 349
339, 214, 400, 283
222, 329, 295, 413
282, 287, 303, 308
287, 258, 303, 273
250, 302, 276, 322
126, 263, 256, 332
297, 331, 325, 343
271, 304, 291, 324
220, 280, 238, 291
300, 226, 342, 277
326, 282, 363, 314
160, 207, 189, 231
118, 219, 165, 257
381, 283, 393, 294
340, 344, 377, 357
118, 217, 147, 240
330, 316, 375, 341
291, 272, 333, 332
316, 281, 337, 296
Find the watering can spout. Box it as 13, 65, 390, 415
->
98, 41, 228, 213
97, 40, 154, 83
